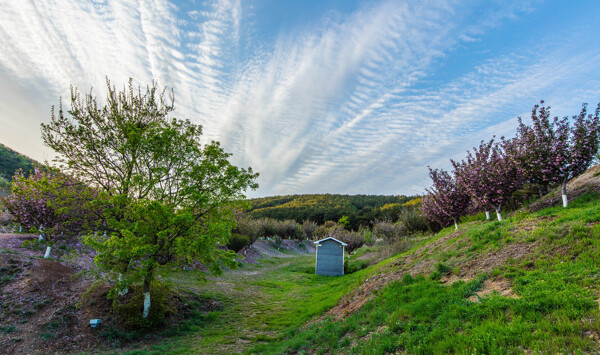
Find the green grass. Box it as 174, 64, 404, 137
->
252, 193, 600, 354
118, 255, 380, 354
90, 192, 600, 354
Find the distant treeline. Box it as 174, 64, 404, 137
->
248, 194, 417, 229
0, 143, 41, 193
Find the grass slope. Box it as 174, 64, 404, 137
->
119, 256, 381, 354
254, 193, 600, 354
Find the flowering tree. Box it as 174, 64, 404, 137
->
41, 78, 258, 320
514, 101, 569, 196
420, 193, 451, 230
484, 139, 524, 221
2, 168, 99, 257
556, 103, 600, 206
424, 168, 470, 229
452, 139, 495, 220
514, 101, 600, 207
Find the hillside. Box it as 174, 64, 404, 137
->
249, 194, 416, 227
0, 143, 41, 193
253, 165, 600, 354
1, 167, 599, 354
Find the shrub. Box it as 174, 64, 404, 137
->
360, 226, 374, 246
302, 220, 317, 240
0, 211, 12, 225
372, 220, 403, 244
328, 226, 364, 253
234, 214, 262, 243
112, 282, 175, 329
344, 259, 369, 274
227, 233, 250, 252
398, 206, 429, 234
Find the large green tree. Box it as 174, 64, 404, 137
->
41, 78, 258, 319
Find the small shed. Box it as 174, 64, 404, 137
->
314, 237, 347, 276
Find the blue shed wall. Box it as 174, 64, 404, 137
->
315, 239, 344, 276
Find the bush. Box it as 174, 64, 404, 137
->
302, 220, 317, 240
372, 220, 404, 244
328, 226, 364, 253
112, 282, 175, 329
0, 211, 12, 225
227, 233, 250, 252
234, 214, 262, 243
344, 259, 369, 274
360, 226, 374, 246
398, 206, 429, 234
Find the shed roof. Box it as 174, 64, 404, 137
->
313, 236, 347, 246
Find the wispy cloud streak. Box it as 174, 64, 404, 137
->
0, 0, 599, 196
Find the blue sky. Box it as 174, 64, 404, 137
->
0, 0, 599, 197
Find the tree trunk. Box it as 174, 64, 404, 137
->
38, 225, 44, 241
142, 278, 151, 319
44, 246, 52, 259
118, 273, 128, 296
453, 217, 458, 230
485, 211, 490, 220
495, 206, 502, 222
562, 179, 568, 208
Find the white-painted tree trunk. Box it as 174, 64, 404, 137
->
562, 180, 568, 208
38, 225, 44, 241
453, 217, 458, 230
485, 211, 490, 220
142, 292, 151, 318
496, 209, 502, 222
44, 246, 51, 259
118, 274, 128, 296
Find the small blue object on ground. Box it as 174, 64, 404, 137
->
90, 319, 102, 328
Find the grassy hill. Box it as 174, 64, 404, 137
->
248, 194, 416, 228
1, 167, 600, 354
0, 143, 41, 194
252, 166, 600, 354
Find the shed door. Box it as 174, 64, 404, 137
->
316, 240, 344, 276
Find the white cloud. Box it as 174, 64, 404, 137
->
0, 0, 599, 197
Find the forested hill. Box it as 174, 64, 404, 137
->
248, 194, 417, 227
0, 143, 41, 191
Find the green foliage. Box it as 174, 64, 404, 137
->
251, 191, 600, 354
0, 142, 40, 182
344, 259, 369, 274
227, 233, 250, 252
337, 215, 350, 229
249, 194, 416, 229
41, 78, 258, 321
0, 325, 17, 334
113, 282, 176, 329
397, 205, 429, 234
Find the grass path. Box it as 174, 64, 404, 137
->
124, 254, 374, 354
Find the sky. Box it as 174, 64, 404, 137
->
0, 0, 599, 198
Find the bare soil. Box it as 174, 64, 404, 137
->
0, 233, 314, 354
237, 239, 315, 264
467, 276, 519, 302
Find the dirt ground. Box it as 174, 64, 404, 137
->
0, 233, 314, 354
237, 239, 315, 263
